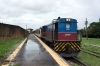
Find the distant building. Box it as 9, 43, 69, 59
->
27, 28, 33, 33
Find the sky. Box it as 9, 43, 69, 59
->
0, 0, 100, 30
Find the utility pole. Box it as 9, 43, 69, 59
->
99, 18, 100, 22
85, 18, 88, 40
25, 25, 27, 37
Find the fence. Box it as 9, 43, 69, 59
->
0, 23, 28, 41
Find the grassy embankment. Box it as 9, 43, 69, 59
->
82, 38, 100, 46
0, 38, 24, 57
77, 38, 100, 66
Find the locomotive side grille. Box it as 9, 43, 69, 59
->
54, 41, 81, 51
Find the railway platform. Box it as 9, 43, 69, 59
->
11, 34, 59, 66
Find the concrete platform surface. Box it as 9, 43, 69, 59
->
13, 34, 59, 66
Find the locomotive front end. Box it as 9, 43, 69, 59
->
52, 18, 81, 57
53, 41, 81, 57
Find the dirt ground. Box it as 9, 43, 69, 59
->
0, 39, 26, 66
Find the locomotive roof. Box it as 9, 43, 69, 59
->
41, 18, 77, 27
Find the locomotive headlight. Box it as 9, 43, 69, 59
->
66, 18, 70, 21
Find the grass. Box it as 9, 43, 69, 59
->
0, 38, 24, 57
82, 45, 100, 53
76, 38, 100, 66
77, 51, 100, 66
82, 38, 100, 46
81, 37, 100, 53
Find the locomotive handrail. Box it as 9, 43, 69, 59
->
78, 32, 82, 42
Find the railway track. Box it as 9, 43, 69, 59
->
84, 44, 100, 48
85, 49, 100, 55
81, 48, 100, 58
64, 57, 87, 66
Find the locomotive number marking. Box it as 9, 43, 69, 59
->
65, 34, 71, 36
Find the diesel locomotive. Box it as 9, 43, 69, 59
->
34, 17, 81, 57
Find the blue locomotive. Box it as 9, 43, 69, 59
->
34, 17, 81, 57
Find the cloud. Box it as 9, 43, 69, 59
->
0, 0, 100, 30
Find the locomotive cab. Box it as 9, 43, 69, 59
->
52, 18, 78, 41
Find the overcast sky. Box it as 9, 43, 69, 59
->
0, 0, 100, 30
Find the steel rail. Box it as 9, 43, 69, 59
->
81, 49, 100, 58
64, 57, 87, 66
81, 48, 100, 55
72, 57, 87, 66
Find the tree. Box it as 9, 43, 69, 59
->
78, 22, 100, 38
88, 22, 100, 38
